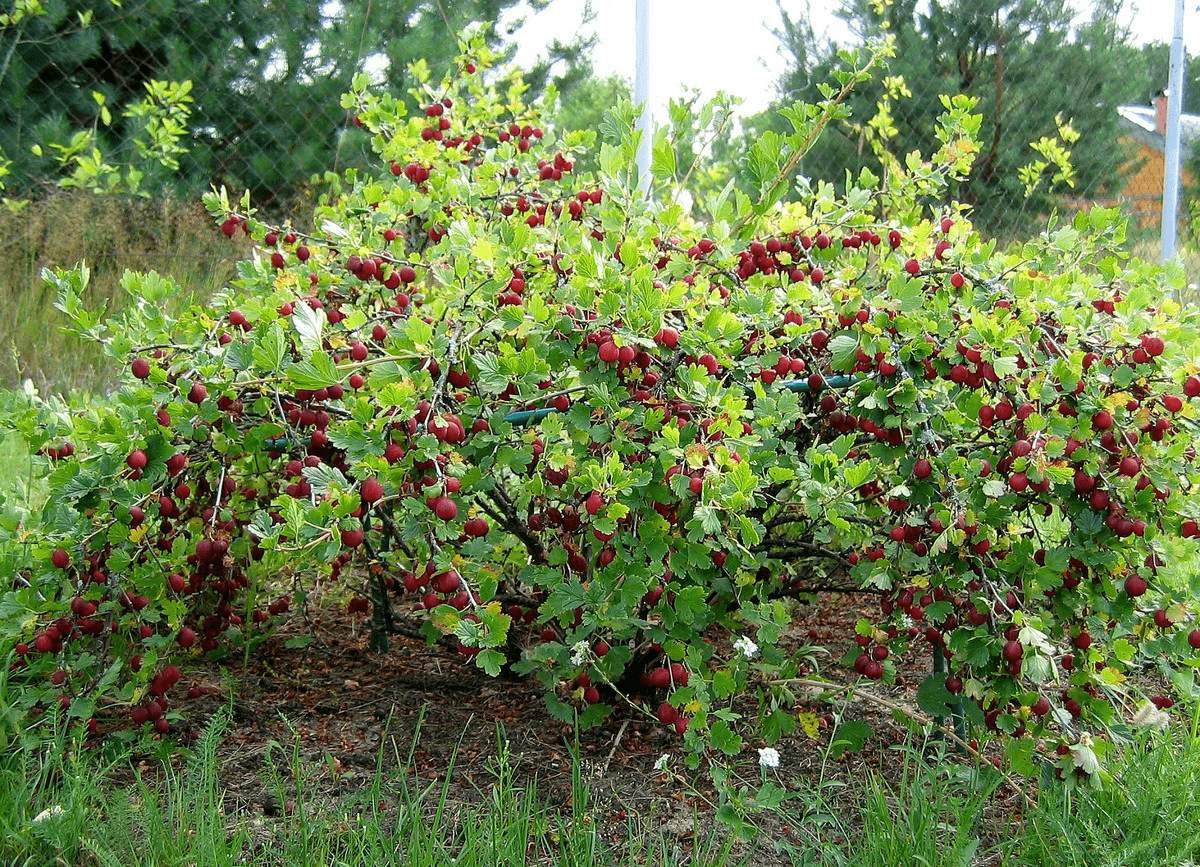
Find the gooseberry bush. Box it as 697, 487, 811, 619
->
5, 29, 1200, 789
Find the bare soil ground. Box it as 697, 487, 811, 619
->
169, 592, 1026, 863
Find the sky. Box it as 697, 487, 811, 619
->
506, 0, 1200, 118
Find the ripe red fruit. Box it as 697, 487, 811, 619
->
177, 627, 197, 648
433, 496, 458, 521
1118, 456, 1141, 477
126, 450, 148, 470
584, 492, 605, 516
1163, 394, 1184, 413
1092, 410, 1113, 430
594, 639, 610, 657
167, 573, 187, 593
1189, 630, 1200, 649
913, 458, 932, 480
1031, 696, 1051, 716
188, 382, 208, 404
904, 258, 921, 276
340, 528, 364, 547
647, 667, 671, 689
1185, 375, 1200, 398
1124, 575, 1148, 597
598, 341, 620, 364
131, 358, 151, 379
655, 327, 679, 349
464, 516, 489, 537
1002, 640, 1023, 662
51, 548, 70, 569
360, 477, 384, 504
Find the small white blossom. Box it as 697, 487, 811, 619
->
733, 635, 759, 659
758, 747, 781, 769
570, 640, 589, 666
1132, 701, 1170, 730
653, 753, 671, 772
32, 805, 64, 824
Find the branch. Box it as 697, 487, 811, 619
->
770, 584, 882, 599
761, 541, 853, 567
776, 677, 1034, 808
485, 487, 547, 564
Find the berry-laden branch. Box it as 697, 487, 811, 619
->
11, 27, 1200, 797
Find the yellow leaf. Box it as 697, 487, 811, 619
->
430, 607, 461, 634
683, 444, 710, 469
798, 711, 821, 739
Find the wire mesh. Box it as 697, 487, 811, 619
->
0, 2, 1193, 253
769, 0, 1195, 258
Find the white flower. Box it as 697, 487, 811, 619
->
32, 805, 64, 824
1132, 701, 1170, 730
570, 640, 589, 666
758, 747, 781, 769
653, 753, 670, 772
733, 635, 759, 659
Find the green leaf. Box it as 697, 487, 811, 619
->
709, 719, 743, 756
476, 649, 506, 677
915, 674, 957, 719
252, 322, 288, 372
672, 585, 708, 625
1006, 737, 1037, 777
828, 334, 859, 372
286, 352, 341, 390
830, 720, 871, 758
292, 302, 325, 353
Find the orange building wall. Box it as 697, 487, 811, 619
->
1117, 138, 1193, 229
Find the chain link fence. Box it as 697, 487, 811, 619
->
0, 0, 1196, 392
0, 0, 524, 211
0, 0, 584, 391
769, 2, 1196, 264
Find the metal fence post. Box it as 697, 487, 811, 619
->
1162, 0, 1187, 262
634, 0, 652, 194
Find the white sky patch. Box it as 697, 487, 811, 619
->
507, 0, 1200, 119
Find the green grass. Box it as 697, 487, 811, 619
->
6, 707, 1200, 866
0, 709, 742, 867
1008, 725, 1200, 865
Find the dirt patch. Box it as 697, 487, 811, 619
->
169, 591, 1024, 861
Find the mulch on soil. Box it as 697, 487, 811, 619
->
173, 591, 1024, 860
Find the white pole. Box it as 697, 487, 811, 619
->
634, 0, 652, 194
1161, 0, 1186, 262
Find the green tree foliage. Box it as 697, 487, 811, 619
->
0, 0, 591, 208
751, 0, 1166, 237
